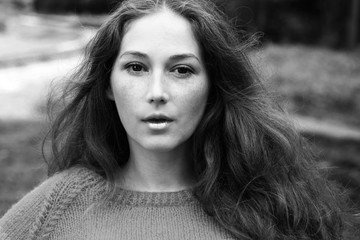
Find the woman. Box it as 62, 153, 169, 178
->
0, 0, 354, 239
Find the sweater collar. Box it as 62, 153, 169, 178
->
112, 188, 196, 207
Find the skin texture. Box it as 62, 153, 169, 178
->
108, 9, 209, 191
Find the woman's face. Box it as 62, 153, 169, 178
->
109, 9, 209, 153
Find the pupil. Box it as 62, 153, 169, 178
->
178, 68, 187, 74
133, 65, 142, 71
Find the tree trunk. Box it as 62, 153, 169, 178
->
347, 0, 359, 49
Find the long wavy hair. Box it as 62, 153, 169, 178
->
45, 0, 352, 239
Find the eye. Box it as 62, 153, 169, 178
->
172, 65, 194, 78
125, 62, 147, 75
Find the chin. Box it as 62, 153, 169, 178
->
139, 138, 189, 153
142, 142, 182, 153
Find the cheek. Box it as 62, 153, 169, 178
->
180, 81, 209, 122
110, 77, 140, 122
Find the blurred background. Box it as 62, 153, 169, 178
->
0, 0, 359, 224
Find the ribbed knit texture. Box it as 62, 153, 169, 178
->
0, 167, 235, 240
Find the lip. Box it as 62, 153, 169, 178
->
142, 114, 174, 130
142, 114, 174, 122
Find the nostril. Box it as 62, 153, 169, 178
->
148, 95, 168, 104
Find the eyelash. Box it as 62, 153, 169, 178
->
124, 62, 194, 78
171, 65, 194, 78
125, 62, 147, 74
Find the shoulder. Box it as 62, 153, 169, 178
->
46, 166, 105, 200
0, 166, 104, 240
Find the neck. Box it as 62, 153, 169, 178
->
117, 142, 196, 192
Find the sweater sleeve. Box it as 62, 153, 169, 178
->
0, 170, 69, 240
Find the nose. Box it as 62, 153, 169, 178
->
146, 71, 169, 105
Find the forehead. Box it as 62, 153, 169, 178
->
120, 9, 201, 57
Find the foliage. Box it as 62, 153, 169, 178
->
33, 0, 117, 14
31, 0, 359, 48
218, 0, 359, 48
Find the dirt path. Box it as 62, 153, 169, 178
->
0, 55, 81, 120
0, 13, 94, 120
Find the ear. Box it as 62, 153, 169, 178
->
106, 85, 115, 101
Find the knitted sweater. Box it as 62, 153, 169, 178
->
0, 167, 234, 240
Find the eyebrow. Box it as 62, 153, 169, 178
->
119, 51, 148, 59
119, 51, 201, 63
169, 54, 201, 63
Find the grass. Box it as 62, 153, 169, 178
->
0, 120, 47, 216
251, 44, 360, 128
